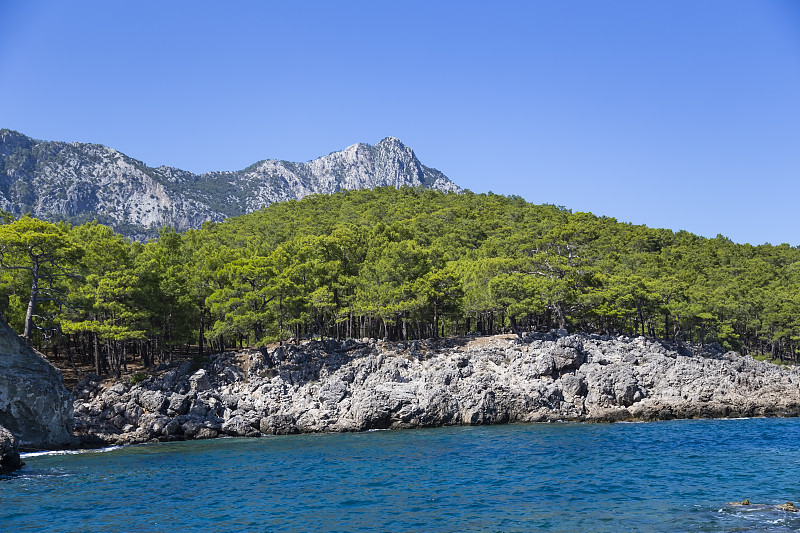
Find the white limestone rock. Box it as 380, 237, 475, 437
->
73, 334, 800, 446
0, 130, 460, 239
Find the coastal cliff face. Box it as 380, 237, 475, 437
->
73, 333, 800, 445
0, 130, 459, 239
0, 317, 74, 451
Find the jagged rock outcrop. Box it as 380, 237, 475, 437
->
73, 333, 800, 446
0, 317, 74, 450
0, 426, 22, 474
0, 130, 460, 239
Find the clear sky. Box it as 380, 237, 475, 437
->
1, 1, 798, 245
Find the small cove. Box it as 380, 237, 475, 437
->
4, 418, 800, 532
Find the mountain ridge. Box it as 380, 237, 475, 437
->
0, 130, 460, 239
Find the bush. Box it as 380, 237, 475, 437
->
129, 372, 148, 385
753, 354, 791, 367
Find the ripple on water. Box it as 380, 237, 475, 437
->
2, 419, 800, 532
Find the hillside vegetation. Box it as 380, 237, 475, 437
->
0, 187, 797, 378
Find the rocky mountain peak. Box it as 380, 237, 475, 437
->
376, 136, 404, 146
0, 131, 461, 239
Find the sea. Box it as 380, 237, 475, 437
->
3, 418, 800, 532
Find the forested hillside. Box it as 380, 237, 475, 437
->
0, 187, 797, 378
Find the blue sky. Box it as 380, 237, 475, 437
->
1, 1, 798, 245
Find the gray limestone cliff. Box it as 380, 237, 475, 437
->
73, 333, 800, 446
0, 317, 74, 451
0, 130, 460, 239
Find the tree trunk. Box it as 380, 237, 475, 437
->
64, 337, 81, 381
198, 311, 205, 360
23, 260, 39, 340
111, 341, 121, 379
93, 331, 102, 376
509, 315, 521, 339
554, 302, 567, 330
433, 302, 439, 339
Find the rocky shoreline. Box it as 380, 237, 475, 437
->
72, 332, 800, 446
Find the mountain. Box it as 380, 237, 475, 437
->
0, 130, 460, 239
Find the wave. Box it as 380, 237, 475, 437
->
21, 446, 122, 458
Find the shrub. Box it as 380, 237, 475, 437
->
129, 372, 148, 385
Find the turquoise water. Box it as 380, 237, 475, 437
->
3, 418, 800, 532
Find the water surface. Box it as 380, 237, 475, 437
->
4, 418, 800, 532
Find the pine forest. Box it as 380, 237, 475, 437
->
0, 187, 797, 378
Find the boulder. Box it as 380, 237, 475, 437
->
167, 393, 190, 415
320, 380, 348, 406
189, 369, 212, 392
221, 415, 256, 437
0, 316, 73, 449
139, 390, 168, 413
195, 427, 218, 439
550, 336, 585, 372
259, 414, 299, 435
0, 425, 22, 474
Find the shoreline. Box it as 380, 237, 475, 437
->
17, 414, 800, 457
69, 332, 800, 448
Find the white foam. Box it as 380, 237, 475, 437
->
21, 446, 122, 458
